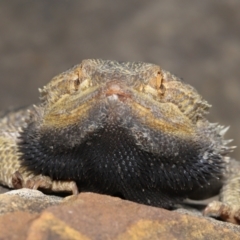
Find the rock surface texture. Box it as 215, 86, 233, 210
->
0, 189, 240, 240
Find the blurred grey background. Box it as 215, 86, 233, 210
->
0, 0, 239, 159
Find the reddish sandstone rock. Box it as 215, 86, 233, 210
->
0, 212, 38, 240
0, 191, 240, 239
0, 188, 62, 215
0, 190, 240, 240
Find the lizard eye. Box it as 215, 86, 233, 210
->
73, 78, 80, 91
159, 84, 166, 95
68, 77, 80, 93
144, 70, 166, 98
156, 71, 166, 95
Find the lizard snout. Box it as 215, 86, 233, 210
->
105, 82, 131, 101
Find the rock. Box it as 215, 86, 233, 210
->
0, 212, 38, 240
0, 185, 9, 194
0, 192, 239, 240
0, 188, 63, 215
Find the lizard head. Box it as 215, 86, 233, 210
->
38, 59, 210, 132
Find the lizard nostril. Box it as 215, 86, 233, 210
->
105, 82, 130, 100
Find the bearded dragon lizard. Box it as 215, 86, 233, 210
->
0, 59, 239, 224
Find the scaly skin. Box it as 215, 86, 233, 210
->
0, 59, 239, 224
0, 103, 78, 194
